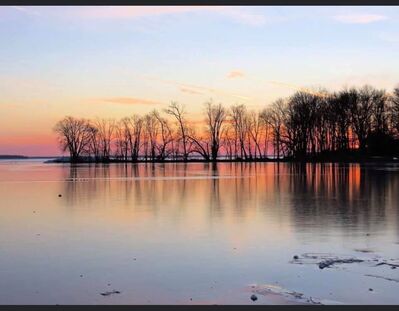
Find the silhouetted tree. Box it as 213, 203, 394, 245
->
205, 101, 227, 161
188, 129, 210, 161
128, 115, 143, 162
248, 111, 263, 159
54, 116, 92, 162
165, 102, 191, 161
95, 118, 115, 161
152, 110, 174, 160
54, 84, 399, 162
261, 99, 286, 159
230, 104, 249, 159
285, 91, 318, 159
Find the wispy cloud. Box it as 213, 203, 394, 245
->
77, 6, 198, 19
94, 97, 162, 106
216, 7, 267, 26
333, 14, 388, 24
75, 6, 267, 26
179, 87, 204, 95
10, 6, 41, 16
143, 75, 252, 101
235, 72, 328, 98
227, 71, 245, 79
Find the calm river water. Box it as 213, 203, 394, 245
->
0, 160, 398, 304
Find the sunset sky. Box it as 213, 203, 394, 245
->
1, 5, 399, 156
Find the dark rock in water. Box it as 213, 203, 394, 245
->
293, 255, 299, 260
250, 294, 258, 301
80, 275, 83, 278
369, 288, 373, 291
308, 297, 322, 305
318, 258, 364, 269
100, 290, 121, 296
375, 262, 399, 269
318, 261, 330, 269
354, 248, 373, 253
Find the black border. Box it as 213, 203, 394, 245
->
1, 304, 399, 310
2, 306, 399, 310
1, 1, 399, 5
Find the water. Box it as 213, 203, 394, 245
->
0, 160, 398, 304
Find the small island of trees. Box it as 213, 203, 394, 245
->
54, 85, 399, 163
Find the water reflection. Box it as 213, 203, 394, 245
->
62, 162, 399, 237
1, 161, 399, 304
284, 163, 399, 234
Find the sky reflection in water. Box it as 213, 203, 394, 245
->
0, 161, 398, 304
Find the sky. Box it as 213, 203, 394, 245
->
1, 5, 399, 156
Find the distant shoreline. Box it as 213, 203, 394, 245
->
0, 155, 29, 160
0, 155, 58, 160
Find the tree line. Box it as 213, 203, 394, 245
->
54, 85, 399, 162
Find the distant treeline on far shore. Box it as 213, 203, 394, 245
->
0, 155, 28, 160
54, 85, 399, 163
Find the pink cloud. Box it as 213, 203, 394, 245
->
179, 87, 203, 95
227, 71, 245, 79
94, 97, 162, 105
77, 6, 199, 19
74, 6, 266, 26
333, 14, 387, 24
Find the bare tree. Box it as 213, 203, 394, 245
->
327, 91, 352, 151
114, 118, 132, 161
247, 111, 263, 159
54, 84, 399, 163
390, 87, 399, 138
53, 116, 92, 162
370, 88, 389, 134
152, 110, 174, 160
284, 92, 319, 159
261, 99, 286, 159
165, 102, 190, 161
188, 131, 210, 161
230, 104, 249, 159
128, 115, 143, 162
87, 124, 100, 161
143, 111, 159, 161
222, 126, 235, 160
204, 101, 227, 161
349, 86, 374, 151
95, 118, 116, 161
